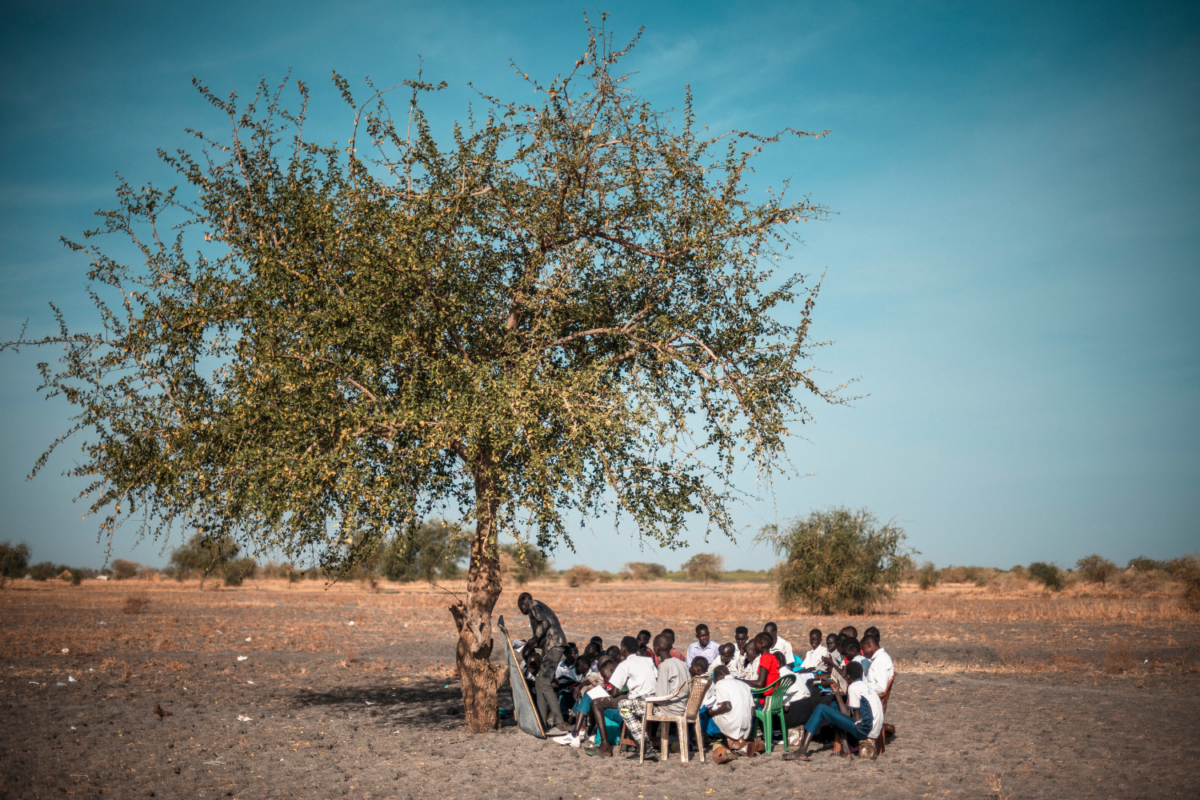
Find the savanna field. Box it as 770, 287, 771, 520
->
2, 576, 1198, 799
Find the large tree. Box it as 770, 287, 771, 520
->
3, 20, 841, 731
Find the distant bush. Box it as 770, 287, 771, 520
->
681, 553, 724, 583
917, 561, 940, 591
623, 562, 667, 581
1028, 562, 1064, 592
758, 507, 913, 615
1168, 555, 1200, 614
122, 595, 150, 614
1076, 554, 1118, 587
500, 542, 551, 586
257, 560, 294, 579
1128, 555, 1165, 573
222, 557, 257, 587
939, 565, 996, 586
990, 570, 1027, 593
562, 565, 597, 587
28, 562, 60, 581
0, 541, 32, 588
1008, 565, 1029, 580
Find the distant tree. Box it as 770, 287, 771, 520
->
623, 562, 667, 580
169, 532, 242, 588
499, 541, 550, 586
221, 557, 258, 587
110, 559, 144, 580
1, 22, 842, 731
1076, 554, 1117, 587
917, 561, 940, 591
562, 564, 597, 587
0, 541, 32, 588
758, 507, 913, 615
1028, 562, 1064, 592
681, 552, 724, 583
380, 520, 470, 583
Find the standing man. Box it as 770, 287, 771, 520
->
517, 591, 569, 735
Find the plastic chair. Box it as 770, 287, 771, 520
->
751, 674, 795, 754
875, 672, 896, 756
640, 675, 712, 764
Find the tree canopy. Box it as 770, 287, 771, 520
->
3, 18, 842, 730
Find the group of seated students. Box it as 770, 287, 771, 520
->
516, 621, 894, 763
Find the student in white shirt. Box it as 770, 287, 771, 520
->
798, 628, 830, 672
685, 624, 721, 669
708, 643, 737, 675
585, 635, 659, 758
764, 622, 794, 666
861, 634, 894, 698
731, 626, 750, 674
701, 666, 756, 756
783, 661, 883, 762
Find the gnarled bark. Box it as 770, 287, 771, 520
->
449, 479, 507, 732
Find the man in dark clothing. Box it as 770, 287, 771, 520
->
517, 592, 569, 734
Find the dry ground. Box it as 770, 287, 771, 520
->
2, 577, 1199, 799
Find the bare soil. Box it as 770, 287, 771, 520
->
2, 578, 1198, 799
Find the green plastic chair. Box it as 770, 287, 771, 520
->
751, 674, 795, 754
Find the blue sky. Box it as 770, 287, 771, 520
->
1, 0, 1197, 572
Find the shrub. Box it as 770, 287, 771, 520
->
917, 561, 940, 591
1128, 555, 1164, 573
623, 562, 667, 581
122, 595, 150, 614
757, 507, 913, 615
0, 541, 31, 587
27, 561, 60, 581
1008, 565, 1029, 580
500, 542, 551, 586
110, 559, 143, 580
1169, 555, 1200, 614
939, 565, 995, 586
561, 565, 597, 587
1076, 554, 1117, 587
1028, 562, 1064, 592
681, 553, 724, 583
222, 556, 257, 586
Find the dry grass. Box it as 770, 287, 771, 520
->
121, 595, 149, 615
1, 577, 1196, 678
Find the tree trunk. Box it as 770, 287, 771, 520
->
449, 477, 507, 733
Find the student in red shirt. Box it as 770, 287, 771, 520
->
741, 632, 780, 694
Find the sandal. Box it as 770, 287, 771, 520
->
712, 745, 740, 765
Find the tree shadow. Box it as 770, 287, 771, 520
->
290, 677, 520, 733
